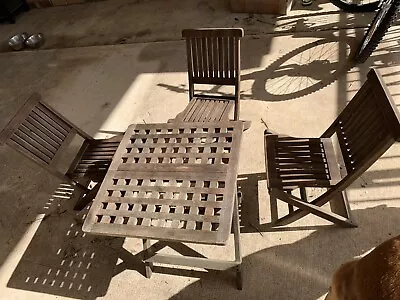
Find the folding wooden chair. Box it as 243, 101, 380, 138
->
172, 28, 244, 122
264, 69, 400, 227
0, 93, 122, 210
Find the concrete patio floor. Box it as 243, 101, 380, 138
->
1, 0, 400, 299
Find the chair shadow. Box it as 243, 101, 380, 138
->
169, 204, 400, 300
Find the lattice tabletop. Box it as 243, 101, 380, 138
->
83, 121, 244, 245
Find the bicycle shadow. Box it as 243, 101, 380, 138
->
241, 36, 354, 102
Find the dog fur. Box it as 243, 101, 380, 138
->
325, 235, 400, 300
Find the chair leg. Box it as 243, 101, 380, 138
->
269, 189, 279, 224
233, 186, 243, 290
299, 187, 307, 202
272, 189, 356, 228
143, 239, 154, 278
329, 191, 352, 219
73, 183, 100, 211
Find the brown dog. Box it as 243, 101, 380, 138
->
325, 235, 400, 300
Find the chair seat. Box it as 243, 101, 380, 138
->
174, 97, 234, 122
265, 134, 342, 190
70, 135, 123, 182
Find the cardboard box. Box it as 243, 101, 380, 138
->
26, 0, 103, 8
230, 0, 292, 15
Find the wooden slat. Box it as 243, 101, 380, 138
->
206, 100, 223, 122
32, 107, 69, 137
212, 36, 219, 78
276, 152, 325, 159
199, 100, 214, 122
341, 104, 376, 141
176, 99, 196, 122
107, 184, 224, 194
30, 111, 66, 140
118, 163, 229, 173
213, 101, 228, 122
193, 100, 209, 122
84, 223, 223, 245
21, 120, 60, 149
14, 129, 55, 158
186, 38, 194, 78
8, 134, 52, 163
185, 99, 203, 122
37, 103, 71, 133
278, 168, 329, 175
25, 115, 64, 145
228, 37, 234, 78
120, 152, 231, 160
218, 36, 224, 78
110, 170, 227, 181
98, 208, 220, 223
352, 133, 390, 169
18, 124, 58, 154
279, 173, 330, 180
207, 36, 213, 78
191, 38, 199, 78
218, 101, 232, 121
223, 37, 229, 78
201, 37, 208, 78
276, 156, 327, 163
348, 121, 385, 159
104, 197, 224, 208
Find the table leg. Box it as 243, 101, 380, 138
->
143, 239, 154, 278
233, 185, 243, 290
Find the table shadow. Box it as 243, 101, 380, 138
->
169, 204, 400, 299
6, 185, 127, 300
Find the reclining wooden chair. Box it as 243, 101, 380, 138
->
264, 69, 400, 227
172, 28, 244, 122
0, 93, 122, 210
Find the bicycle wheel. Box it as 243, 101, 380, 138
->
330, 0, 380, 12
354, 0, 400, 64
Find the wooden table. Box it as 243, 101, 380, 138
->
83, 121, 244, 289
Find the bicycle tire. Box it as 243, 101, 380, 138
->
354, 0, 400, 64
330, 0, 380, 12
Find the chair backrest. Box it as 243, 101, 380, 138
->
182, 28, 244, 100
0, 93, 92, 177
323, 69, 400, 184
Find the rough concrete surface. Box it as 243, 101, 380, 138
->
0, 0, 400, 299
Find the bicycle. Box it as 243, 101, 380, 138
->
354, 0, 400, 63
330, 0, 381, 12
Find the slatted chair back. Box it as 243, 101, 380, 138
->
182, 28, 244, 120
0, 93, 92, 179
322, 69, 400, 185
